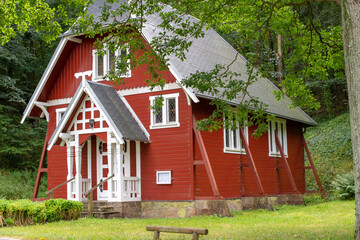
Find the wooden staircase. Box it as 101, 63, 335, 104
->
81, 201, 121, 219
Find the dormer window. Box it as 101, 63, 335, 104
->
92, 46, 131, 81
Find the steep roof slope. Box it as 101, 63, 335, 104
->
22, 0, 316, 126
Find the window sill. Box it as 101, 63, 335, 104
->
224, 149, 246, 155
150, 123, 180, 129
269, 153, 288, 158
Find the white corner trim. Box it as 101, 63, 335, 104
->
119, 82, 181, 96
21, 37, 69, 124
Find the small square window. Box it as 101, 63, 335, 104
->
156, 171, 172, 184
56, 108, 67, 126
150, 93, 180, 129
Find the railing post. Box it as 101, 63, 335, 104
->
88, 191, 93, 217
49, 191, 54, 199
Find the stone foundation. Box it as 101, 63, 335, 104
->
107, 194, 304, 218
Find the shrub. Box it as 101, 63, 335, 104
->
0, 199, 83, 227
331, 172, 355, 200
0, 169, 47, 200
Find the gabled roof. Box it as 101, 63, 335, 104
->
47, 80, 150, 150
22, 0, 316, 126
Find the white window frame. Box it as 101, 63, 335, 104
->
149, 93, 180, 129
92, 46, 131, 81
156, 171, 172, 184
223, 121, 248, 154
268, 118, 288, 157
56, 108, 67, 126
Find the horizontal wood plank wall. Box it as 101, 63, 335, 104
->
126, 89, 193, 201
192, 99, 305, 198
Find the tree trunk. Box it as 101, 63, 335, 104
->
341, 0, 360, 238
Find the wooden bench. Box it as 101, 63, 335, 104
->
146, 226, 208, 240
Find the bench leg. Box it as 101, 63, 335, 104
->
154, 230, 160, 240
193, 232, 199, 240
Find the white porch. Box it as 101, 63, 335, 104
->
63, 132, 141, 202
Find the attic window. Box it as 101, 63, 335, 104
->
149, 93, 180, 129
92, 46, 131, 81
223, 119, 248, 154
268, 118, 287, 157
56, 108, 67, 126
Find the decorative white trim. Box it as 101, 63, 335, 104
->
34, 102, 49, 122
149, 93, 180, 129
119, 82, 181, 96
156, 171, 172, 184
268, 118, 288, 157
47, 98, 72, 106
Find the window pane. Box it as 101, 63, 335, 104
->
109, 50, 116, 71
154, 107, 162, 124
225, 129, 230, 148
233, 129, 237, 148
275, 122, 279, 152
97, 54, 104, 76
269, 122, 273, 152
167, 98, 176, 122
280, 122, 284, 149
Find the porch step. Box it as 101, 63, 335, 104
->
81, 201, 122, 219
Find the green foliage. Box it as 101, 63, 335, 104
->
331, 172, 355, 200
305, 112, 353, 193
0, 169, 47, 200
0, 199, 82, 226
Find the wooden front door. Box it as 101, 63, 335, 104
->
97, 137, 109, 200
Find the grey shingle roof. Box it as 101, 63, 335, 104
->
65, 0, 316, 126
87, 81, 149, 142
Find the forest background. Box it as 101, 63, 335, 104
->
0, 1, 352, 199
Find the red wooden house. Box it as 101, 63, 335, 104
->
21, 1, 322, 217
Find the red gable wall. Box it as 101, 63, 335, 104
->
47, 37, 177, 101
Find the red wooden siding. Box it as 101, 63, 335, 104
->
47, 37, 176, 101
192, 99, 305, 198
125, 88, 193, 201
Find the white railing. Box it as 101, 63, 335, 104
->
123, 177, 141, 201
70, 179, 76, 200
81, 178, 91, 200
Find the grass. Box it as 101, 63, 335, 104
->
0, 200, 355, 240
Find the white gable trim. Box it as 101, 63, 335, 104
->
21, 37, 69, 124
83, 81, 125, 145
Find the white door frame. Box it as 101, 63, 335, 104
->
96, 137, 109, 200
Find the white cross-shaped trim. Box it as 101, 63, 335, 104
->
74, 71, 93, 85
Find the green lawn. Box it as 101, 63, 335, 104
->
0, 200, 355, 240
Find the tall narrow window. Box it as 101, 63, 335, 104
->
223, 119, 248, 154
150, 93, 180, 129
56, 108, 67, 126
92, 45, 131, 81
268, 118, 287, 156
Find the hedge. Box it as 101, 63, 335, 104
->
0, 199, 83, 226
